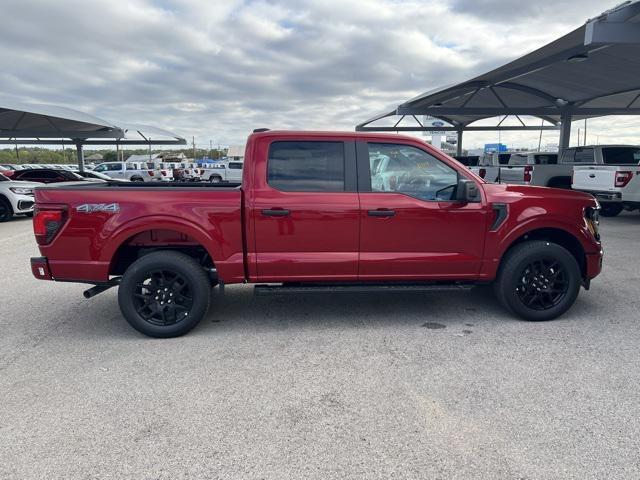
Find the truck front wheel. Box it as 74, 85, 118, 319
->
494, 241, 581, 321
118, 251, 211, 338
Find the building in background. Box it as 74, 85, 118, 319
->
227, 145, 245, 161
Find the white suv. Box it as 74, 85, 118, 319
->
92, 162, 159, 182
0, 173, 43, 222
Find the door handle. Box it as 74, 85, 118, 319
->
262, 208, 290, 217
368, 209, 395, 217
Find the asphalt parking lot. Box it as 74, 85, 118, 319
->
1, 214, 639, 480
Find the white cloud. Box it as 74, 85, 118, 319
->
0, 0, 634, 149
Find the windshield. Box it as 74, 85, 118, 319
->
602, 147, 640, 165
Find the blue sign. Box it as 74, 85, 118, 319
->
484, 143, 508, 153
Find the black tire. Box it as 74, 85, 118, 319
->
131, 176, 144, 182
600, 203, 623, 217
0, 197, 13, 223
209, 175, 222, 183
118, 251, 211, 338
494, 241, 581, 321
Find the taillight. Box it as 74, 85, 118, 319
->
615, 171, 633, 188
3, 170, 16, 178
524, 165, 533, 183
148, 170, 155, 176
479, 168, 486, 179
33, 207, 67, 245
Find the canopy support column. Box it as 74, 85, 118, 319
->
558, 112, 572, 156
75, 141, 84, 172
456, 129, 463, 157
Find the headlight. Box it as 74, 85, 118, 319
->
584, 206, 600, 241
9, 187, 34, 195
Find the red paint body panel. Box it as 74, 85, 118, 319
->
31, 130, 603, 286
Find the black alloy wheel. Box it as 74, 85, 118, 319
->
515, 258, 570, 311
494, 240, 581, 321
118, 251, 211, 337
133, 269, 194, 326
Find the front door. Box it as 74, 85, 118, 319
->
358, 141, 489, 280
252, 139, 360, 282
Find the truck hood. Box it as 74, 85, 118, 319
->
483, 183, 597, 205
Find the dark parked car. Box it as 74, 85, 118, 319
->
11, 168, 85, 184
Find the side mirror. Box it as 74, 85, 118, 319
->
456, 178, 481, 203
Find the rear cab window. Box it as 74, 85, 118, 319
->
267, 141, 346, 192
534, 154, 558, 165
602, 147, 640, 165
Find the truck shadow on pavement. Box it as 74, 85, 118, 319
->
69, 283, 608, 339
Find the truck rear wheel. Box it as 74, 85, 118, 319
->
600, 203, 623, 217
494, 241, 581, 322
118, 251, 211, 338
209, 175, 222, 183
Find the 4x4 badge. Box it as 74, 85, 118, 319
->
76, 203, 120, 213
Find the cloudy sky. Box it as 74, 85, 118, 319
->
0, 0, 628, 149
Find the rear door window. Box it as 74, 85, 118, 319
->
574, 148, 595, 163
602, 147, 640, 165
508, 154, 528, 166
534, 154, 558, 165
561, 149, 576, 163
268, 141, 345, 192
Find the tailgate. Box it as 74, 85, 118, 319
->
572, 166, 620, 192
499, 166, 525, 184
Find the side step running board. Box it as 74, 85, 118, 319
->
254, 283, 475, 296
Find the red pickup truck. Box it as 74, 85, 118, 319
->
30, 130, 603, 337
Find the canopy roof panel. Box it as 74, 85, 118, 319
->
0, 100, 123, 139
357, 0, 640, 131
0, 101, 186, 146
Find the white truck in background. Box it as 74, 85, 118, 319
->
572, 145, 640, 217
200, 160, 244, 183
92, 162, 162, 182
497, 152, 565, 187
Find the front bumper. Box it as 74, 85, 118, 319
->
585, 249, 604, 281
11, 194, 36, 213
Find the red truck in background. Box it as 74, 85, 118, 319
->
30, 130, 603, 337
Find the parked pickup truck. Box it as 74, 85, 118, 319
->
30, 130, 603, 338
469, 152, 506, 183
572, 145, 640, 217
497, 152, 561, 186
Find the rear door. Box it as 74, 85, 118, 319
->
252, 139, 360, 281
358, 141, 489, 280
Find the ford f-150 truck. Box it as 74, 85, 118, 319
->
30, 131, 603, 337
571, 145, 640, 217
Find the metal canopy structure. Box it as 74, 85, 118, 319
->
0, 101, 186, 170
357, 0, 640, 155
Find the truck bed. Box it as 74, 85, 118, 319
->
34, 181, 246, 283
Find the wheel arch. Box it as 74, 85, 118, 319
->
499, 227, 587, 279
104, 217, 221, 277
